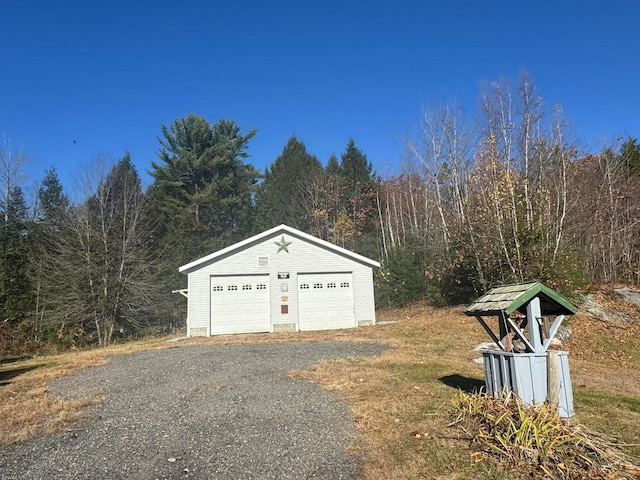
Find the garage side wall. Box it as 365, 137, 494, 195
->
185, 232, 377, 336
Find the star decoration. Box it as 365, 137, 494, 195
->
274, 235, 292, 253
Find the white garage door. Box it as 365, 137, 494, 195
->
298, 273, 355, 331
210, 275, 270, 335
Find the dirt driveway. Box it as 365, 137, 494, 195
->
0, 342, 388, 479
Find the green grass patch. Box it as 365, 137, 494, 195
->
576, 387, 640, 413
391, 362, 450, 383
574, 386, 640, 456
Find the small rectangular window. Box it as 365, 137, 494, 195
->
212, 285, 223, 292
300, 283, 309, 290
327, 282, 336, 288
340, 282, 350, 288
257, 256, 269, 267
313, 283, 323, 289
242, 285, 252, 290
228, 285, 238, 291
256, 284, 267, 290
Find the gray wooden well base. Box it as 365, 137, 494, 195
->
482, 349, 574, 418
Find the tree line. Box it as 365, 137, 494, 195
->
0, 74, 638, 355
377, 75, 640, 306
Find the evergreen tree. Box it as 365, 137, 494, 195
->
0, 186, 31, 322
150, 114, 259, 267
254, 135, 323, 232
28, 168, 69, 344
37, 167, 69, 229
323, 153, 343, 232
332, 139, 379, 256
340, 138, 374, 199
620, 137, 640, 177
326, 153, 341, 177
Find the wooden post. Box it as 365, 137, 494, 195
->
547, 350, 560, 408
526, 297, 543, 352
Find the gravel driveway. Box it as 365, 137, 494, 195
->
0, 342, 388, 480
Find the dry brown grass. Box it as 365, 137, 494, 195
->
0, 336, 183, 445
1, 351, 106, 444
2, 297, 639, 479
293, 304, 496, 479
451, 391, 640, 479
292, 302, 640, 479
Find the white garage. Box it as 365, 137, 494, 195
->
179, 225, 380, 336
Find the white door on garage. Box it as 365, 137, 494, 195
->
210, 275, 270, 335
298, 273, 354, 331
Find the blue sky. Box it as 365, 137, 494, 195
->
2, 0, 639, 198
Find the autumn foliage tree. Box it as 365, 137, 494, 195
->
376, 74, 595, 306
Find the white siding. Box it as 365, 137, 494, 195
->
184, 228, 377, 335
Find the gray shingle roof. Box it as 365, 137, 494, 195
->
465, 282, 577, 317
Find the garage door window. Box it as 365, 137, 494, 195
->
340, 282, 350, 288
212, 285, 223, 292
314, 283, 323, 289
327, 282, 336, 288
300, 283, 309, 289
256, 284, 267, 290
242, 284, 252, 290
228, 285, 238, 291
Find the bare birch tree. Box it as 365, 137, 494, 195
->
44, 154, 161, 346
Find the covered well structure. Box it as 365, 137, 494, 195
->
465, 282, 578, 417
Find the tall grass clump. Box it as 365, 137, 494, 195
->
451, 391, 640, 479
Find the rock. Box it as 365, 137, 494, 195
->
555, 325, 572, 342
581, 294, 634, 324
472, 341, 498, 351
615, 287, 640, 308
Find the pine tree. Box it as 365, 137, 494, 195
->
254, 135, 323, 232
620, 137, 640, 177
150, 114, 259, 266
37, 167, 69, 229
0, 186, 31, 322
332, 139, 379, 256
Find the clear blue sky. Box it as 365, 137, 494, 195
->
2, 0, 639, 197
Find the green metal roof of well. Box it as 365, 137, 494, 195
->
464, 281, 578, 317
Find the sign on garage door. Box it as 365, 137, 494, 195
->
210, 275, 270, 335
298, 273, 354, 331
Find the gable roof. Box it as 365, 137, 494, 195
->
179, 224, 381, 274
464, 281, 578, 317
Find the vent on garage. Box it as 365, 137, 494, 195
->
257, 256, 269, 267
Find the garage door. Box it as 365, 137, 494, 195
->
298, 273, 354, 331
210, 275, 270, 335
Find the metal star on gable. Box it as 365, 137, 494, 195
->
274, 235, 292, 253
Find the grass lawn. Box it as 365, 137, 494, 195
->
1, 298, 639, 478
